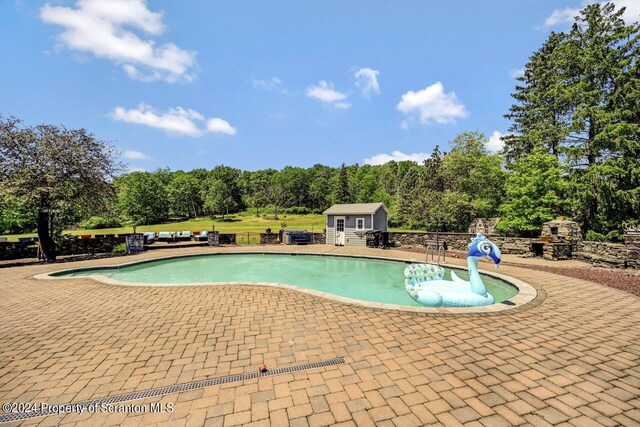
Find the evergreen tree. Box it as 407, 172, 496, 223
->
504, 32, 571, 162
396, 167, 422, 226
334, 163, 352, 204
503, 2, 640, 234
564, 3, 640, 232
423, 145, 446, 192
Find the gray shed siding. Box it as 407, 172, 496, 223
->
325, 214, 373, 246
345, 216, 366, 246
373, 208, 388, 231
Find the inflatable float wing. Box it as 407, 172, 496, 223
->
404, 233, 500, 307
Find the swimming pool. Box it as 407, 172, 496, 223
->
53, 253, 519, 307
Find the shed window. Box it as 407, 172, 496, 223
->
356, 218, 365, 230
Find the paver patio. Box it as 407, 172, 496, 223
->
0, 245, 639, 426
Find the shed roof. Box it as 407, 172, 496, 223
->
322, 203, 389, 215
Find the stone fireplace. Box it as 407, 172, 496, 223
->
532, 218, 582, 260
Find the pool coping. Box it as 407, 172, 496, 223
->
34, 251, 540, 315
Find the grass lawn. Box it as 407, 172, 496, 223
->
2, 213, 328, 242
2, 212, 415, 243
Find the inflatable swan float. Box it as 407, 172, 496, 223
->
405, 233, 501, 307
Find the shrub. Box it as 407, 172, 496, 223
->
112, 243, 126, 254
284, 206, 311, 214
79, 216, 122, 230
585, 230, 606, 242
387, 216, 403, 228
606, 230, 623, 243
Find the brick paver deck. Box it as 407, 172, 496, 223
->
0, 245, 639, 426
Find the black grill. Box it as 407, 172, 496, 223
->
365, 230, 390, 249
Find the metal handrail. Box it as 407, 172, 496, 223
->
425, 243, 446, 265
425, 245, 434, 264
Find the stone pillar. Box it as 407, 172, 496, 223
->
625, 233, 640, 269
125, 234, 145, 254
207, 231, 220, 246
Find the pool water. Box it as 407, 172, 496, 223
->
61, 254, 519, 307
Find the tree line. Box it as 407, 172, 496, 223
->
0, 128, 512, 236
1, 2, 637, 261
108, 131, 507, 232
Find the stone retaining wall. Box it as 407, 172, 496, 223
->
574, 241, 628, 267
388, 231, 640, 269
57, 236, 126, 256
260, 233, 279, 244
0, 242, 39, 260
387, 232, 532, 254
259, 232, 326, 245
218, 233, 236, 245
0, 236, 126, 261
311, 232, 326, 244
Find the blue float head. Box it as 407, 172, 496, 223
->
468, 233, 502, 268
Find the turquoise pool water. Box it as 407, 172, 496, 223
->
60, 254, 519, 307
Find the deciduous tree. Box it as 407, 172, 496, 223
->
116, 171, 168, 226
497, 150, 568, 237
0, 116, 120, 260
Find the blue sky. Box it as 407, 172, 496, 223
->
1, 0, 638, 172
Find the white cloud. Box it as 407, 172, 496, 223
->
616, 0, 640, 23
543, 1, 639, 28
40, 0, 196, 82
364, 151, 431, 165
544, 6, 581, 27
354, 67, 380, 98
123, 150, 150, 160
486, 131, 505, 154
252, 77, 293, 95
253, 77, 280, 88
307, 81, 346, 102
509, 68, 525, 78
127, 166, 147, 173
111, 104, 235, 137
206, 118, 237, 136
397, 81, 468, 125
334, 102, 352, 109
306, 80, 350, 108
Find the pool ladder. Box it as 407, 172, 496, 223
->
425, 244, 446, 265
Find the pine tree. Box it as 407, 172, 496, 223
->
503, 2, 640, 234
334, 163, 352, 204
423, 145, 446, 192
396, 167, 421, 226
563, 3, 640, 232
504, 32, 570, 162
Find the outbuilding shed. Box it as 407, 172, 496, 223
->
323, 203, 389, 246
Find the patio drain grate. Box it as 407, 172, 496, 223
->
0, 356, 346, 424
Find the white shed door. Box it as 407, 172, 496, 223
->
335, 217, 345, 246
